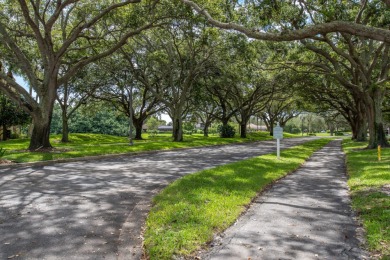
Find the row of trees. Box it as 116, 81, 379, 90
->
0, 0, 388, 150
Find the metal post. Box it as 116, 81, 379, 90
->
277, 138, 280, 160
129, 84, 134, 146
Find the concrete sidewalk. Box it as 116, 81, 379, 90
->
200, 140, 368, 260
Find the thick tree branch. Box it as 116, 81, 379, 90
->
181, 0, 390, 43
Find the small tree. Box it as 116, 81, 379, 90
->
147, 117, 160, 132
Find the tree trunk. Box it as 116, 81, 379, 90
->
268, 119, 274, 136
356, 123, 367, 142
352, 101, 368, 141
328, 123, 334, 136
366, 89, 389, 148
240, 123, 247, 138
354, 113, 367, 142
61, 110, 69, 143
133, 119, 144, 140
240, 114, 250, 138
221, 118, 229, 127
29, 113, 53, 150
203, 121, 211, 137
172, 117, 183, 142
28, 91, 56, 150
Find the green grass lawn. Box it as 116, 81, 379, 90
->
143, 138, 331, 259
0, 132, 302, 163
343, 140, 389, 258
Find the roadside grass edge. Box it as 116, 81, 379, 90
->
343, 140, 390, 259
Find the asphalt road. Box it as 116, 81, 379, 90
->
0, 137, 316, 260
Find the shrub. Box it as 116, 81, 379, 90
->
308, 133, 317, 136
217, 124, 236, 138
183, 130, 193, 135
10, 133, 20, 139
148, 130, 159, 137
290, 128, 301, 134
334, 131, 344, 136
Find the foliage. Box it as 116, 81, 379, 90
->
343, 140, 389, 257
51, 104, 129, 136
147, 130, 159, 137
0, 93, 30, 137
183, 122, 195, 132
144, 138, 331, 259
0, 0, 166, 149
0, 147, 5, 158
10, 133, 20, 139
284, 123, 301, 134
147, 117, 160, 132
217, 124, 236, 138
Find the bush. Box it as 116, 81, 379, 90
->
148, 130, 159, 137
334, 131, 344, 136
217, 124, 236, 138
290, 128, 301, 134
308, 133, 317, 136
10, 133, 20, 139
183, 130, 193, 135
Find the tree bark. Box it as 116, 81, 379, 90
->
240, 123, 247, 138
61, 110, 69, 143
172, 117, 183, 142
365, 89, 389, 148
239, 114, 251, 138
28, 86, 56, 150
268, 119, 274, 136
29, 113, 53, 150
221, 118, 229, 127
352, 111, 368, 142
133, 118, 144, 140
203, 121, 211, 137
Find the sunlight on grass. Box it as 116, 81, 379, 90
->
0, 132, 302, 163
343, 140, 389, 257
143, 139, 331, 259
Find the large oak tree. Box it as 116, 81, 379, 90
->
0, 0, 160, 150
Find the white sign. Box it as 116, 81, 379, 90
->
273, 125, 283, 139
273, 123, 283, 160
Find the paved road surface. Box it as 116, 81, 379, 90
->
200, 140, 368, 260
0, 137, 316, 260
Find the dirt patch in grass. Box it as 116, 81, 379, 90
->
381, 184, 390, 196
0, 159, 14, 165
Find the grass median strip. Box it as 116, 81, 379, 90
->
343, 140, 389, 258
0, 132, 306, 163
143, 138, 331, 259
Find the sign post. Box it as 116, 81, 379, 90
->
273, 122, 283, 160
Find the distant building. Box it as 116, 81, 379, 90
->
247, 123, 267, 131
158, 125, 173, 132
